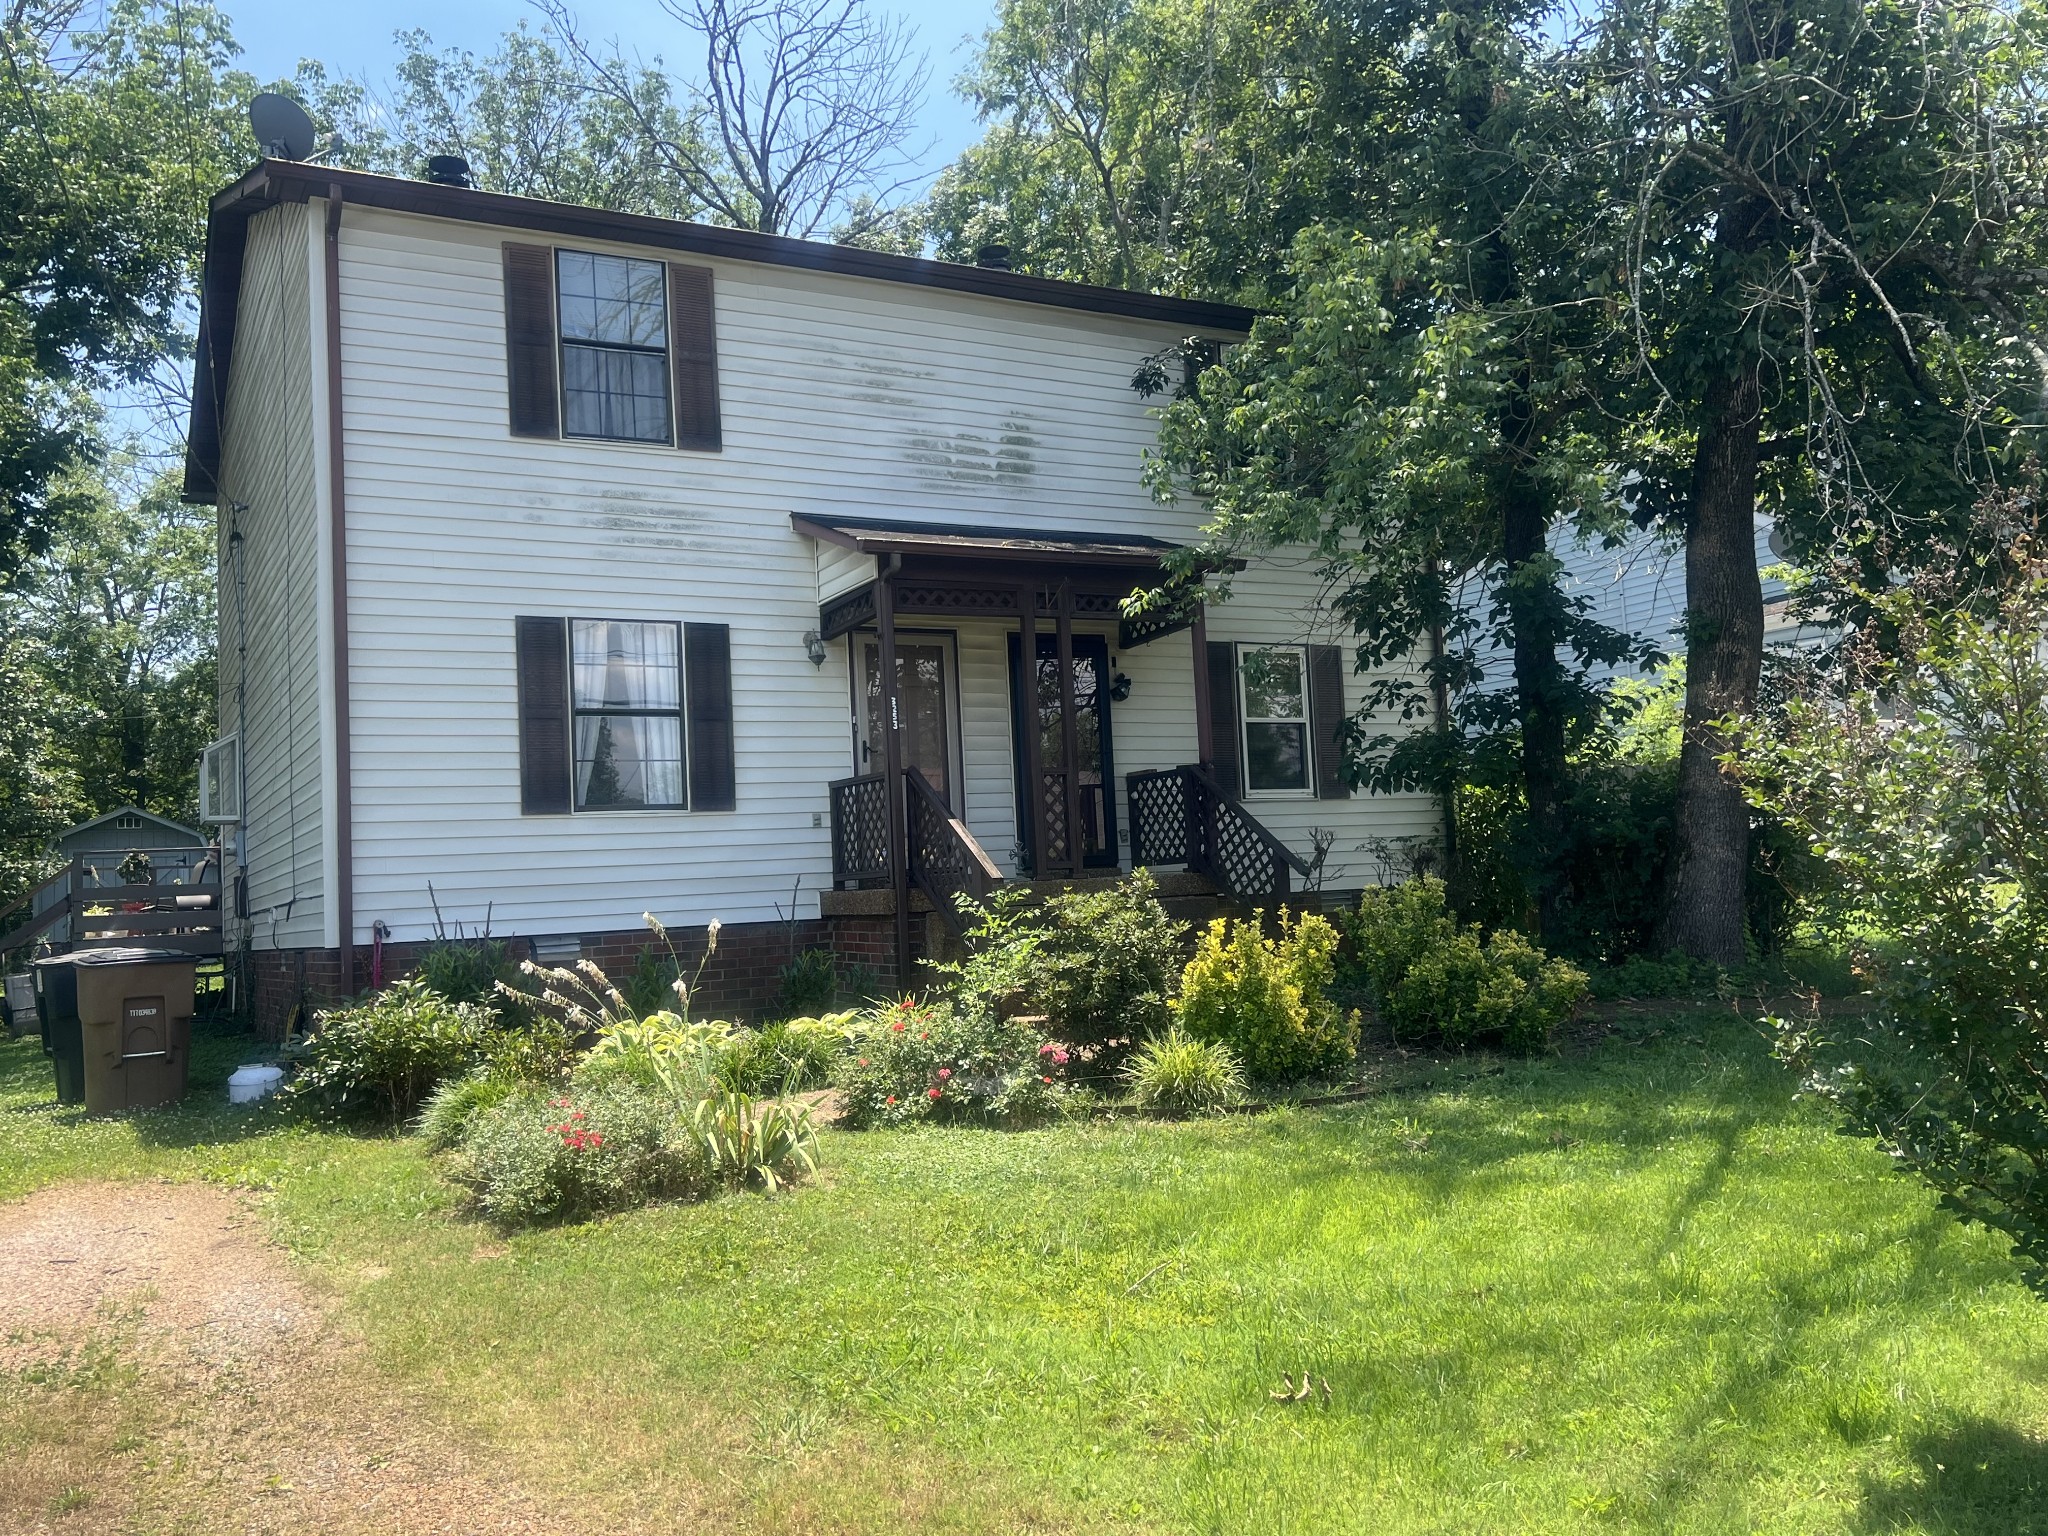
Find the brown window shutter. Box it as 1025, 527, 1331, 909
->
503, 244, 559, 438
515, 616, 571, 814
685, 622, 735, 810
668, 262, 722, 452
1308, 644, 1350, 799
1206, 640, 1242, 798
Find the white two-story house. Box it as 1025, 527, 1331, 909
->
183, 159, 1439, 1028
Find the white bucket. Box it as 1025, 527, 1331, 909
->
227, 1064, 285, 1105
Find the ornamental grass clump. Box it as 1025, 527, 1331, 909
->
835, 998, 1065, 1128
1171, 911, 1355, 1084
1123, 1027, 1246, 1115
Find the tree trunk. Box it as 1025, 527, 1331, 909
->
1659, 367, 1765, 965
1500, 467, 1572, 941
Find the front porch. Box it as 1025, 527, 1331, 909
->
795, 514, 1321, 978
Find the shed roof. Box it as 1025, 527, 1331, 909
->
183, 161, 1259, 503
56, 806, 207, 851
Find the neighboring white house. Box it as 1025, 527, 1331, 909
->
183, 160, 1439, 1024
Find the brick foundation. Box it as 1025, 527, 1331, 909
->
238, 912, 928, 1037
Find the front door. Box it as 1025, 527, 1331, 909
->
1007, 633, 1118, 873
853, 632, 960, 810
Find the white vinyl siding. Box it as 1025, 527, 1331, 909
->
215, 202, 326, 947
252, 207, 1441, 943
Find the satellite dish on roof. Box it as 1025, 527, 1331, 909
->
248, 93, 316, 161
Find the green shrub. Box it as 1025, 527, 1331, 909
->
775, 947, 840, 1015
414, 937, 520, 1015
717, 1014, 850, 1094
950, 870, 1186, 1070
836, 998, 1066, 1128
1586, 951, 1722, 1001
416, 1069, 519, 1150
619, 945, 687, 1017
1123, 1028, 1246, 1115
1741, 541, 2048, 1294
452, 1080, 715, 1226
286, 978, 497, 1122
1172, 912, 1355, 1083
1347, 877, 1586, 1052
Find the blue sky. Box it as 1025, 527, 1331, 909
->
228, 0, 998, 188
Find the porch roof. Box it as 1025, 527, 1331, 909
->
790, 513, 1183, 567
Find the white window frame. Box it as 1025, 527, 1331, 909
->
569, 617, 688, 813
199, 734, 241, 823
555, 249, 673, 446
1237, 644, 1314, 798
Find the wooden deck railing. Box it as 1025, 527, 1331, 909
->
1126, 765, 1314, 908
905, 767, 1004, 936
0, 849, 225, 960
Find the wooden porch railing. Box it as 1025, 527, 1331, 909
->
1126, 764, 1314, 908
828, 773, 891, 889
905, 767, 1004, 936
0, 850, 225, 960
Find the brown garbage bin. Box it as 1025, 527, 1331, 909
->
71, 947, 200, 1115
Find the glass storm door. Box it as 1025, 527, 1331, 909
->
1008, 633, 1117, 873
855, 634, 959, 810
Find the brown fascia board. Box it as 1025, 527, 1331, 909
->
183, 161, 1259, 502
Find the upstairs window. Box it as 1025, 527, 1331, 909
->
556, 251, 672, 444
1238, 646, 1310, 793
570, 619, 685, 809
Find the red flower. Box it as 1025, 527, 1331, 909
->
886, 1095, 897, 1105
920, 1031, 929, 1040
858, 1058, 869, 1067
1041, 1075, 1052, 1084
892, 1021, 906, 1032
927, 1087, 943, 1100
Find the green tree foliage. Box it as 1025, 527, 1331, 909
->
0, 0, 252, 583
1574, 0, 2048, 963
0, 465, 214, 908
295, 25, 704, 219
1744, 511, 2048, 1295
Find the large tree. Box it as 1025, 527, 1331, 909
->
0, 0, 248, 583
1579, 0, 2048, 962
547, 0, 931, 240
296, 25, 705, 219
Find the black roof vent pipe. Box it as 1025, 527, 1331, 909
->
425, 155, 474, 188
974, 243, 1012, 271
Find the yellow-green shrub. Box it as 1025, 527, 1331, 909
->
1171, 912, 1355, 1083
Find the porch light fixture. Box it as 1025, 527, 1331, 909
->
803, 629, 828, 666
1110, 671, 1133, 702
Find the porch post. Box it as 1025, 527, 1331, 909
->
1190, 598, 1214, 767
1055, 580, 1083, 877
1017, 582, 1044, 877
877, 567, 910, 986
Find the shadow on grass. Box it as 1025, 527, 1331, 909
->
1855, 1419, 2048, 1535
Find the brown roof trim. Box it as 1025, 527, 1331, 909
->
791, 512, 1183, 566
184, 161, 1257, 501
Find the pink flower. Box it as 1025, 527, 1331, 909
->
886, 1095, 897, 1105
937, 1068, 952, 1081
858, 1058, 869, 1067
1041, 1075, 1053, 1084
1038, 1042, 1057, 1056
927, 1087, 943, 1100
1052, 1049, 1069, 1065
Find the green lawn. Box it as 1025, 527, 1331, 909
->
5, 1008, 2048, 1533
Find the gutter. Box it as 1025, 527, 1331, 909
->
323, 186, 355, 985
